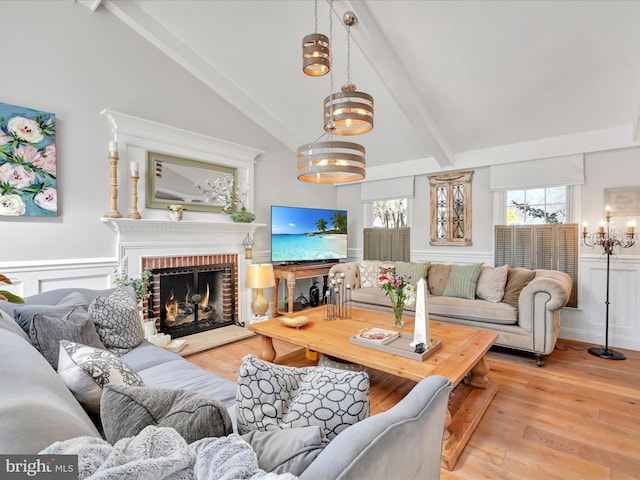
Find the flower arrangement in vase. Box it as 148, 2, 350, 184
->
195, 174, 255, 222
378, 272, 416, 327
167, 204, 183, 221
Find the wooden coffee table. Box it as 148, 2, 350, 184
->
248, 306, 498, 470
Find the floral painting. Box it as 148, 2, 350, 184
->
0, 102, 56, 217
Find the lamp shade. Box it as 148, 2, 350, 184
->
246, 264, 275, 289
297, 140, 365, 183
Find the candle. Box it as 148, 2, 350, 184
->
108, 140, 118, 155
605, 205, 611, 213
582, 221, 588, 234
410, 278, 429, 351
598, 220, 605, 234
627, 220, 636, 234
130, 161, 139, 177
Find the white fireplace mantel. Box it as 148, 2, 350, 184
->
102, 218, 264, 241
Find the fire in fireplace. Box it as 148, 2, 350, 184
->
150, 264, 236, 338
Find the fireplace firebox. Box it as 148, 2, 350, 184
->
150, 264, 236, 338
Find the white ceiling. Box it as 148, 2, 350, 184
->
90, 0, 640, 175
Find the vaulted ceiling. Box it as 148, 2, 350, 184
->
84, 0, 640, 178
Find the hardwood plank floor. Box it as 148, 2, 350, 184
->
187, 338, 640, 479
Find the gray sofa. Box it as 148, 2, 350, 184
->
330, 261, 573, 365
0, 287, 451, 479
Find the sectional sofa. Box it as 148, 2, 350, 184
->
330, 260, 573, 366
0, 287, 452, 479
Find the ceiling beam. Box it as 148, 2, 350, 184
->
332, 0, 454, 168
93, 0, 303, 153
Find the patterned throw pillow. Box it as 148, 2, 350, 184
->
442, 263, 484, 300
476, 265, 509, 303
57, 340, 144, 415
88, 288, 144, 355
236, 355, 370, 442
395, 261, 430, 284
357, 260, 383, 287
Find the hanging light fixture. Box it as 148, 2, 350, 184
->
297, 1, 366, 183
302, 0, 330, 76
323, 11, 374, 135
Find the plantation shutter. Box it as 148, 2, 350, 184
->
363, 228, 410, 261
494, 224, 578, 307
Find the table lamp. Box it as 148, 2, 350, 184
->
246, 263, 275, 316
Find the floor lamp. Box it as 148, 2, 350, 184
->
246, 264, 275, 317
582, 207, 636, 360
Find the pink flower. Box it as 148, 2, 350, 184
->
0, 194, 26, 216
7, 116, 43, 143
0, 163, 34, 189
33, 145, 56, 175
34, 187, 57, 212
13, 144, 42, 164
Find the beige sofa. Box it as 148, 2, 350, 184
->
329, 261, 572, 366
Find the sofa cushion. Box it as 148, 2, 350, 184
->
57, 340, 144, 415
0, 330, 101, 454
88, 288, 144, 355
503, 268, 536, 308
13, 304, 79, 334
241, 426, 325, 476
443, 263, 484, 300
236, 354, 370, 442
429, 296, 518, 325
29, 306, 106, 369
427, 264, 454, 296
395, 261, 430, 284
101, 384, 233, 444
357, 260, 383, 287
476, 265, 509, 303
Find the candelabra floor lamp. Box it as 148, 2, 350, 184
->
582, 208, 636, 360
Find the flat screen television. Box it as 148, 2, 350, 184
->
271, 205, 348, 264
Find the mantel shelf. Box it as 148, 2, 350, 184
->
101, 217, 265, 235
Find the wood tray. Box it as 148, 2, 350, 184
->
350, 332, 442, 361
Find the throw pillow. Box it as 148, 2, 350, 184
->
101, 384, 232, 444
395, 261, 430, 284
476, 265, 509, 303
29, 306, 106, 369
13, 305, 78, 334
426, 264, 454, 296
442, 263, 484, 300
241, 426, 325, 476
57, 340, 144, 415
357, 260, 382, 288
88, 288, 144, 355
236, 354, 370, 442
56, 290, 89, 308
503, 268, 537, 308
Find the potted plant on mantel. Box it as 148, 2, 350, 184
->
0, 274, 24, 304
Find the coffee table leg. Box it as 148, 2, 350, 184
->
259, 335, 276, 362
465, 355, 490, 389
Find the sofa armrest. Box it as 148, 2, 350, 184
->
328, 262, 360, 289
299, 375, 452, 480
519, 270, 572, 313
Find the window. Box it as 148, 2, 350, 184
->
506, 186, 567, 225
371, 198, 408, 228
429, 170, 473, 246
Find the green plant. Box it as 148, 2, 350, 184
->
0, 274, 24, 304
113, 268, 152, 310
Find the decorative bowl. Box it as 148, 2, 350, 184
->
277, 315, 310, 328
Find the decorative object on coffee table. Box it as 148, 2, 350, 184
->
246, 264, 275, 316
378, 271, 415, 327
410, 278, 429, 353
325, 271, 351, 320
582, 205, 636, 360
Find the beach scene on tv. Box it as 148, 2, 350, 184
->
271, 206, 348, 263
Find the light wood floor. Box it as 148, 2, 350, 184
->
187, 338, 640, 479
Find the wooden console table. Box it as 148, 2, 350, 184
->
272, 263, 334, 315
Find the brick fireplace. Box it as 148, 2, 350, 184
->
142, 254, 239, 337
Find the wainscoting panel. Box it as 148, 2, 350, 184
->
561, 254, 640, 351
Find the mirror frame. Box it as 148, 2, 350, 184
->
145, 151, 237, 213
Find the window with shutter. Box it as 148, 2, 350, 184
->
494, 224, 578, 307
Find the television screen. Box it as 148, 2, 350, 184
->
271, 206, 348, 264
